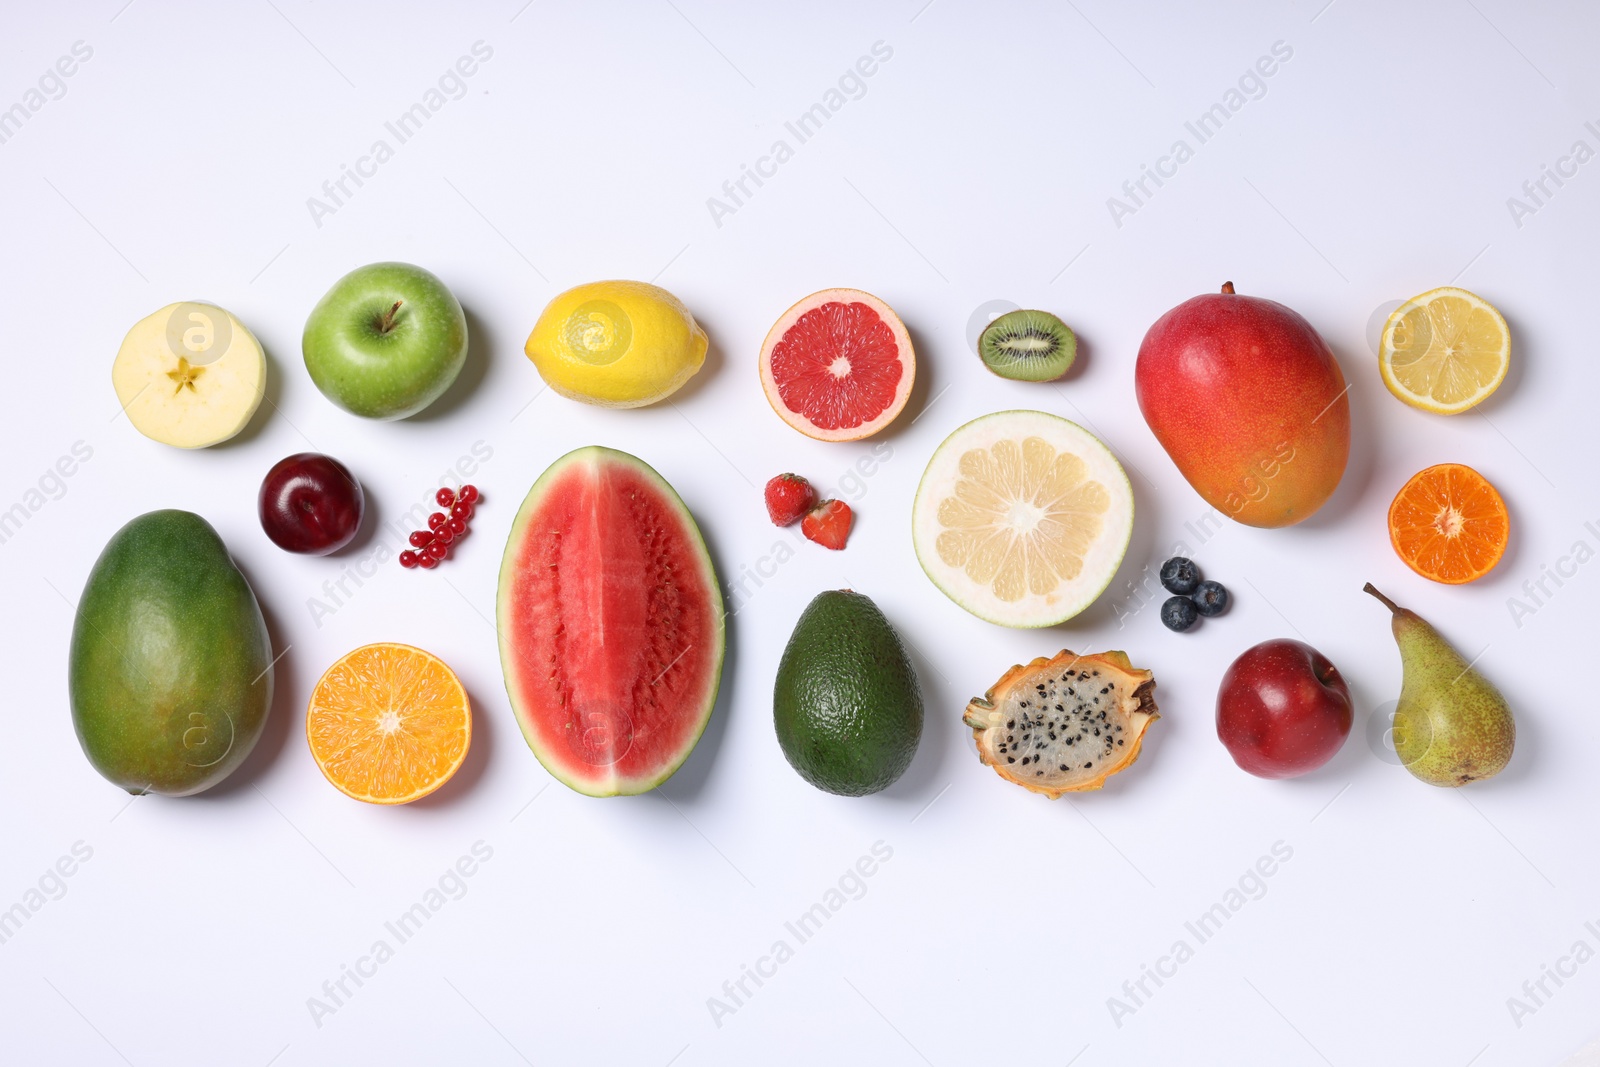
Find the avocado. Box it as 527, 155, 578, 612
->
69, 510, 274, 796
773, 590, 923, 796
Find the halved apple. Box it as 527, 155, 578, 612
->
113, 302, 266, 448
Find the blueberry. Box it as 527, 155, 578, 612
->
1159, 557, 1200, 595
1193, 580, 1229, 616
1160, 595, 1199, 632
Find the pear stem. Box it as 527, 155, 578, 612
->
378, 300, 403, 334
1221, 281, 1236, 295
1363, 582, 1401, 614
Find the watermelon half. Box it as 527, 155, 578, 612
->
497, 446, 725, 796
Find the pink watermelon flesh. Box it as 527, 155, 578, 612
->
497, 447, 724, 796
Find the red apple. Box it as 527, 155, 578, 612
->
1216, 639, 1352, 778
259, 453, 364, 555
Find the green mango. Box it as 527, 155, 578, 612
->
69, 510, 274, 796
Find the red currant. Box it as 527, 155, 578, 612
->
435, 525, 455, 545
427, 512, 447, 531
425, 542, 448, 560
409, 530, 434, 548
399, 550, 419, 568
448, 517, 467, 536
459, 484, 479, 504
436, 487, 455, 507
450, 500, 474, 521
418, 553, 439, 569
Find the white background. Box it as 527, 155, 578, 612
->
2, 1, 1598, 1064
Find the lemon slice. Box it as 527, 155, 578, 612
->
912, 410, 1133, 628
1379, 287, 1509, 415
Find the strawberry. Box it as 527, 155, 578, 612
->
801, 499, 853, 550
764, 473, 817, 527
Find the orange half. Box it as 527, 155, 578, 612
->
307, 643, 471, 804
1387, 463, 1508, 584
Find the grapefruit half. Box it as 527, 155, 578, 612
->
758, 288, 915, 441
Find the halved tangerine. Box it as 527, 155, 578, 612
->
758, 288, 915, 441
307, 643, 471, 804
1387, 463, 1508, 584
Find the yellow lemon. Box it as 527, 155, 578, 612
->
1379, 287, 1510, 415
525, 281, 708, 407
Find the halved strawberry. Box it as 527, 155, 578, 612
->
764, 473, 817, 527
801, 499, 853, 550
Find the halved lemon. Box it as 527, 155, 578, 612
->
912, 411, 1133, 628
1379, 287, 1509, 415
307, 643, 471, 804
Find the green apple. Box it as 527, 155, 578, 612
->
303, 262, 468, 420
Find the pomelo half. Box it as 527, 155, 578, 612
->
758, 288, 915, 441
912, 411, 1133, 628
497, 447, 725, 796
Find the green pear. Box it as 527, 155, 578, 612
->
1364, 584, 1514, 786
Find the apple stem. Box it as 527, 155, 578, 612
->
1221, 281, 1236, 295
378, 300, 403, 334
1363, 582, 1401, 615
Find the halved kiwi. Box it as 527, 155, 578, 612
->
978, 309, 1076, 382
